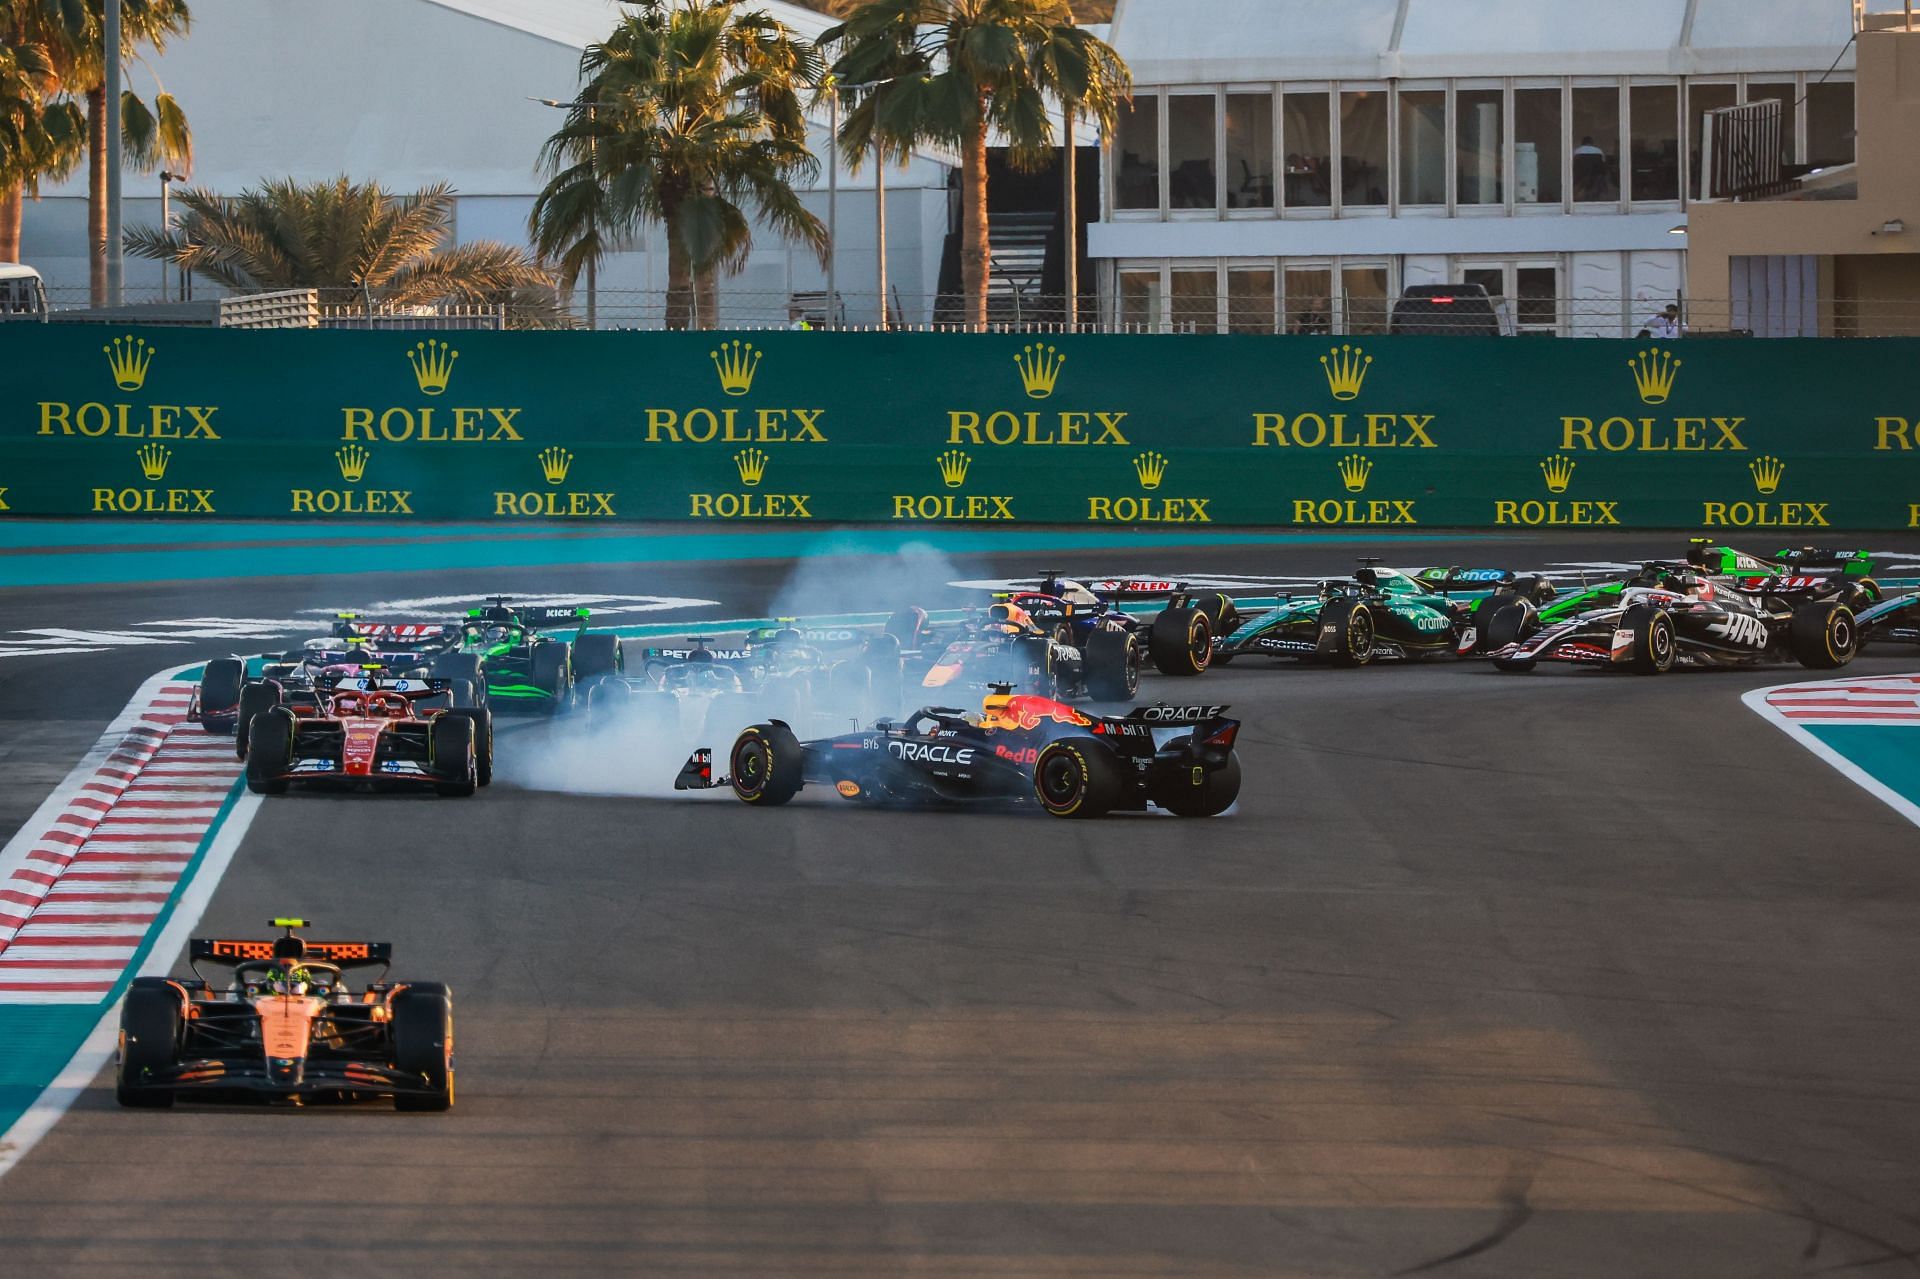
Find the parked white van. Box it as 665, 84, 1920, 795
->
0, 264, 49, 321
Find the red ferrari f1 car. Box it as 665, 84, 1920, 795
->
244, 680, 486, 797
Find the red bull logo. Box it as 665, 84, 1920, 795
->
985, 695, 1091, 731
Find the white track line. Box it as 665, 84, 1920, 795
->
1743, 677, 1920, 831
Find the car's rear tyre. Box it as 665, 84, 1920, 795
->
730, 722, 804, 805
1321, 599, 1377, 667
1482, 600, 1534, 652
244, 707, 295, 794
198, 659, 245, 732
1623, 605, 1676, 674
585, 680, 632, 734
1085, 629, 1139, 701
531, 642, 571, 712
885, 607, 929, 652
446, 678, 479, 709
572, 633, 622, 680
1148, 606, 1212, 676
430, 653, 485, 701
439, 708, 493, 786
1194, 592, 1239, 635
1790, 601, 1857, 670
1033, 738, 1124, 819
392, 986, 454, 1112
234, 680, 283, 761
430, 714, 477, 797
1156, 754, 1242, 818
117, 979, 182, 1108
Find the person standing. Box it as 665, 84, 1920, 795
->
1646, 303, 1683, 339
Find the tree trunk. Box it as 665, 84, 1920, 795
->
87, 85, 106, 307
0, 185, 22, 264
664, 213, 693, 331
960, 114, 990, 331
694, 269, 718, 331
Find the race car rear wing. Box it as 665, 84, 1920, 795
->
330, 616, 458, 643
190, 938, 394, 967
642, 644, 755, 664
1410, 567, 1524, 592
1123, 703, 1232, 723
514, 606, 592, 629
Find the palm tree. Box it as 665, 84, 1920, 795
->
0, 0, 87, 262
531, 0, 829, 330
822, 0, 1128, 329
125, 176, 565, 326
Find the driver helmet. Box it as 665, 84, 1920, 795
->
983, 602, 1032, 636
261, 963, 312, 996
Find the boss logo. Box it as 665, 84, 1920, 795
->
889, 741, 976, 765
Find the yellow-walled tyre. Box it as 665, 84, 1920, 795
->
730, 722, 804, 805
1790, 602, 1857, 670
1032, 739, 1123, 819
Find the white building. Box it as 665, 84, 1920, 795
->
1092, 0, 1861, 335
19, 0, 958, 326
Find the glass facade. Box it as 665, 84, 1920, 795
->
1455, 88, 1503, 205
1282, 91, 1332, 209
1114, 97, 1159, 210
1570, 86, 1620, 201
1398, 89, 1447, 205
1227, 268, 1277, 333
1170, 268, 1218, 331
1167, 95, 1217, 209
1513, 87, 1562, 204
1225, 93, 1276, 210
1687, 81, 1737, 198
1629, 84, 1680, 201
1806, 80, 1855, 169
1339, 90, 1389, 207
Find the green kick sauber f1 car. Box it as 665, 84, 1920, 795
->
444, 597, 624, 712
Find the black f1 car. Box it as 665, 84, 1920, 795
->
117, 919, 453, 1110
1488, 563, 1857, 673
675, 685, 1241, 819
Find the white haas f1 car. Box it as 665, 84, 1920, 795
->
676, 685, 1242, 819
1489, 564, 1857, 673
117, 919, 453, 1110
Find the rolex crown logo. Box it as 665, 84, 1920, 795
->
1320, 344, 1372, 401
407, 340, 459, 396
1337, 453, 1372, 493
1628, 347, 1680, 405
937, 449, 972, 489
735, 447, 769, 487
1749, 455, 1786, 495
1013, 343, 1065, 399
1539, 454, 1576, 494
335, 445, 371, 483
1133, 451, 1168, 491
711, 340, 762, 397
104, 334, 156, 391
136, 443, 172, 481
538, 447, 575, 485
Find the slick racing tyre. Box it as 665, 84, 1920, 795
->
572, 633, 623, 680
440, 708, 494, 786
430, 714, 478, 797
391, 984, 454, 1112
1320, 599, 1377, 667
531, 641, 571, 711
731, 722, 804, 805
885, 607, 930, 652
1482, 600, 1535, 653
1466, 593, 1515, 653
198, 659, 245, 732
244, 707, 295, 795
1033, 738, 1124, 819
116, 978, 182, 1108
234, 679, 283, 761
1194, 591, 1239, 635
430, 653, 485, 703
447, 679, 479, 709
1148, 606, 1212, 676
584, 680, 632, 734
1622, 604, 1676, 674
1156, 755, 1242, 818
1085, 629, 1140, 701
1790, 601, 1857, 670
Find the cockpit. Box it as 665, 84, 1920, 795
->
328, 691, 411, 719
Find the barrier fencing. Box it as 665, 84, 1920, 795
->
2, 325, 1915, 529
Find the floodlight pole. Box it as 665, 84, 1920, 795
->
104, 0, 123, 305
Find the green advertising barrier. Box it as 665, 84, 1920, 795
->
1, 326, 1916, 529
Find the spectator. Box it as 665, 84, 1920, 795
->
1573, 135, 1610, 201
1646, 303, 1683, 339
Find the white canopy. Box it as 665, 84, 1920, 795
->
1108, 0, 1859, 84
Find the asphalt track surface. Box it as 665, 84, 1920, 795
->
3, 528, 1920, 1277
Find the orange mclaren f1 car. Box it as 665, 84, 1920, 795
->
116, 919, 454, 1110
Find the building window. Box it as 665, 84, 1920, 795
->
1282, 91, 1332, 209
1225, 93, 1275, 210
1629, 84, 1679, 201
1571, 86, 1620, 202
1339, 89, 1389, 207
1745, 80, 1796, 162
1398, 88, 1447, 205
1119, 269, 1161, 330
1284, 266, 1333, 333
1687, 82, 1737, 199
1114, 96, 1159, 211
1513, 86, 1562, 204
1342, 264, 1390, 334
1806, 80, 1854, 169
1170, 268, 1218, 332
1168, 94, 1217, 210
1456, 87, 1503, 205
1516, 266, 1558, 330
1227, 267, 1277, 332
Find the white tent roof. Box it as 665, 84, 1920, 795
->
1109, 0, 1859, 83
